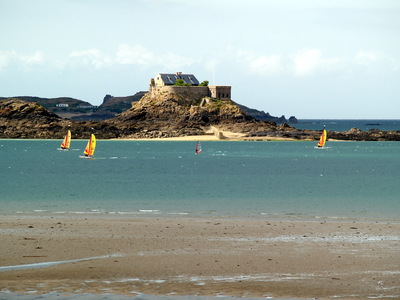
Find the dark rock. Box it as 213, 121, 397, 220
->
2, 96, 400, 141
234, 103, 295, 123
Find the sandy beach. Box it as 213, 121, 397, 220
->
0, 215, 399, 299
115, 126, 308, 142
116, 134, 304, 142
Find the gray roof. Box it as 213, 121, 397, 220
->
159, 73, 199, 86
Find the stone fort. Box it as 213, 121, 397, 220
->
148, 72, 231, 102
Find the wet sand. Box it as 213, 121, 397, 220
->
0, 215, 399, 299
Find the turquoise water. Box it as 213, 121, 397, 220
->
1, 139, 399, 220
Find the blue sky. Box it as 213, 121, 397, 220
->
1, 0, 399, 119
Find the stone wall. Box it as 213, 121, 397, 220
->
149, 86, 210, 102
148, 76, 232, 104
209, 86, 231, 101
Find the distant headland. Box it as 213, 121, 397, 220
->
1, 72, 399, 141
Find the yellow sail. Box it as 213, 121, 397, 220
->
317, 129, 327, 147
60, 130, 71, 150
83, 134, 96, 156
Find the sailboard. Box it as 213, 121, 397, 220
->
314, 128, 328, 149
57, 130, 71, 150
195, 141, 202, 154
79, 134, 96, 158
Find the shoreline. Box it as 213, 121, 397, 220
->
1, 214, 399, 299
112, 131, 297, 142
1, 134, 312, 142
115, 136, 309, 142
2, 134, 392, 142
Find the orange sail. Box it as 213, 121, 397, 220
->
83, 134, 96, 156
60, 130, 71, 150
317, 129, 327, 148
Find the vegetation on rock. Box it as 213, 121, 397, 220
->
173, 79, 192, 86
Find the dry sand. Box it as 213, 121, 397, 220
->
115, 126, 307, 141
116, 135, 301, 142
0, 215, 399, 299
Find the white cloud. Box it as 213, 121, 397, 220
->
226, 46, 391, 78
353, 51, 380, 66
115, 44, 195, 69
0, 50, 44, 71
249, 55, 284, 76
228, 47, 285, 76
162, 52, 195, 70
291, 48, 352, 76
21, 51, 44, 65
0, 51, 13, 70
293, 48, 322, 76
229, 46, 343, 77
352, 50, 400, 72
69, 49, 112, 69
116, 44, 155, 66
2, 45, 396, 79
1, 45, 196, 72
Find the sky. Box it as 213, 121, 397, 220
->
1, 0, 399, 119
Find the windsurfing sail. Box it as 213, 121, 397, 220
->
195, 141, 202, 154
60, 130, 71, 150
83, 134, 96, 157
317, 129, 327, 148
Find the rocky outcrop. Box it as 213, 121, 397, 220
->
0, 99, 65, 138
234, 103, 297, 123
0, 93, 146, 122
104, 93, 278, 139
1, 97, 400, 141
328, 128, 400, 141
0, 98, 118, 139
1, 93, 297, 123
0, 96, 93, 111
71, 92, 146, 121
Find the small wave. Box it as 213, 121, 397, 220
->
0, 254, 122, 272
71, 211, 102, 214
138, 209, 160, 213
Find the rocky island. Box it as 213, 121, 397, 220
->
1, 72, 399, 141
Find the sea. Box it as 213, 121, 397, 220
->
1, 136, 400, 221
1, 120, 400, 299
293, 118, 400, 132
